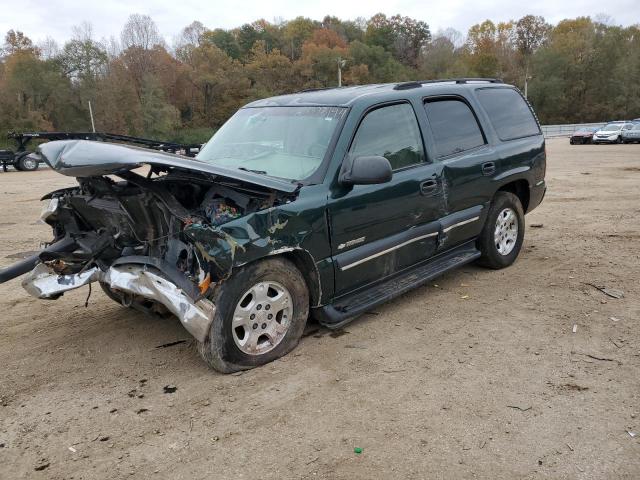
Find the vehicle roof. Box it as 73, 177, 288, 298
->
244, 79, 513, 108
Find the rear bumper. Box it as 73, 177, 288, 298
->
21, 263, 215, 342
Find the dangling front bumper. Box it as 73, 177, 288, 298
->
21, 263, 216, 343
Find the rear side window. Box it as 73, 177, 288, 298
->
476, 88, 540, 141
350, 103, 425, 170
424, 99, 485, 158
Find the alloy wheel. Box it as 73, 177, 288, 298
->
494, 208, 518, 256
231, 281, 293, 355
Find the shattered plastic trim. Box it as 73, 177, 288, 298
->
22, 264, 102, 299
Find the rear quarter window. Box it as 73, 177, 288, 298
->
476, 88, 540, 141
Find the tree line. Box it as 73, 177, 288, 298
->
1, 13, 639, 147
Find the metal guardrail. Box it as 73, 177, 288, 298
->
540, 123, 606, 138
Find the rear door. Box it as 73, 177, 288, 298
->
421, 96, 496, 250
328, 102, 444, 298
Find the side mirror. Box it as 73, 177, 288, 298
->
339, 155, 392, 186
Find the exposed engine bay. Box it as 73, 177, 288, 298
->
40, 169, 280, 288
1, 140, 301, 342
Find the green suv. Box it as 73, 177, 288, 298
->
0, 78, 546, 373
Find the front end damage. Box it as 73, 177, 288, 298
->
1, 140, 301, 343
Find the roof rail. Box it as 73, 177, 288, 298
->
393, 78, 503, 90
297, 86, 342, 93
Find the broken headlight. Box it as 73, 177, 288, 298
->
40, 197, 59, 222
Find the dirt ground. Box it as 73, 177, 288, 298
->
0, 138, 639, 479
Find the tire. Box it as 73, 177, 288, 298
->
616, 136, 623, 144
17, 153, 38, 171
198, 257, 309, 373
477, 191, 525, 269
100, 281, 128, 306
569, 138, 574, 145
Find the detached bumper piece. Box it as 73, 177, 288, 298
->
21, 263, 215, 342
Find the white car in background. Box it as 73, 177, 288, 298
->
621, 123, 640, 143
592, 122, 634, 144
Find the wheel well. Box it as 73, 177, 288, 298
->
498, 180, 530, 212
280, 249, 321, 307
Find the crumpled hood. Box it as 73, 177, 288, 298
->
38, 140, 299, 193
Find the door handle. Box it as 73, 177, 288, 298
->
420, 179, 438, 196
481, 162, 496, 176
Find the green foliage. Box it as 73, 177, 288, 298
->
0, 13, 638, 145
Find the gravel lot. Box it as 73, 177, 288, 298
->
1, 138, 639, 479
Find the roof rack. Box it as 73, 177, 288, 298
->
297, 86, 343, 93
394, 78, 503, 90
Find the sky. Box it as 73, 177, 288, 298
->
1, 0, 639, 46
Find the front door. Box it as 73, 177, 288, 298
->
328, 102, 445, 298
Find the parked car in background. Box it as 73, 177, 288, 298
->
569, 126, 598, 144
592, 122, 634, 144
622, 123, 640, 143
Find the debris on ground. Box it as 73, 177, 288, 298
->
329, 330, 349, 338
154, 340, 187, 349
68, 446, 76, 453
163, 385, 177, 394
561, 384, 589, 391
34, 458, 50, 471
627, 431, 636, 438
610, 338, 623, 348
610, 316, 621, 322
136, 408, 149, 414
572, 324, 578, 333
530, 223, 544, 228
354, 447, 363, 454
585, 283, 624, 299
507, 405, 532, 412
583, 353, 620, 364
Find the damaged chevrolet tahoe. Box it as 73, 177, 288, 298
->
0, 78, 546, 373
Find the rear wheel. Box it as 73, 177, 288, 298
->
198, 258, 309, 373
477, 192, 525, 269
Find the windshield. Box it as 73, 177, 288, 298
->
196, 106, 347, 181
602, 123, 622, 132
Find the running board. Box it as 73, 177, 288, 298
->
315, 241, 481, 329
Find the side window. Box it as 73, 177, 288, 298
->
350, 103, 425, 170
476, 87, 540, 141
424, 99, 485, 158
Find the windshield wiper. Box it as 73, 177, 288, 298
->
238, 167, 268, 175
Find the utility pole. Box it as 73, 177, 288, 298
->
88, 101, 96, 133
337, 58, 346, 87
524, 64, 532, 99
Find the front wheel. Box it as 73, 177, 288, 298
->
198, 258, 309, 373
477, 192, 525, 269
